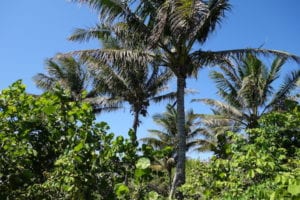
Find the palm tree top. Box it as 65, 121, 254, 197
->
141, 104, 202, 153
33, 55, 92, 100
194, 53, 300, 129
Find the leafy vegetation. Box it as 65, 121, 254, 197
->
194, 53, 300, 130
67, 0, 300, 196
180, 104, 300, 199
0, 81, 139, 199
1, 0, 300, 199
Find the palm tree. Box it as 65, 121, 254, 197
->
194, 109, 241, 159
89, 60, 174, 143
140, 104, 202, 191
69, 24, 175, 143
69, 0, 300, 196
193, 53, 300, 130
141, 104, 201, 154
33, 55, 92, 101
33, 55, 119, 113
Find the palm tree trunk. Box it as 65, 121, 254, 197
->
169, 76, 186, 199
131, 110, 139, 145
168, 168, 172, 193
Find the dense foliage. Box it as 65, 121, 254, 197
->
181, 103, 300, 199
1, 0, 299, 199
1, 80, 299, 200
66, 0, 300, 195
0, 81, 139, 199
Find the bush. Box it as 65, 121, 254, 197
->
180, 106, 300, 199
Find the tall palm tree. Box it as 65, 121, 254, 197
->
69, 0, 300, 196
33, 55, 119, 113
90, 60, 174, 143
33, 55, 92, 101
33, 55, 104, 101
193, 53, 300, 130
69, 24, 175, 143
140, 104, 202, 191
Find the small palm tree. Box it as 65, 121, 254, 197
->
33, 55, 92, 101
194, 110, 240, 159
141, 104, 202, 191
193, 53, 300, 130
33, 55, 119, 113
141, 104, 201, 153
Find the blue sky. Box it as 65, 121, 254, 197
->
1, 0, 299, 159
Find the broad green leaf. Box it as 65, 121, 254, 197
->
219, 172, 226, 178
43, 105, 56, 114
288, 184, 300, 196
74, 142, 84, 152
248, 169, 255, 178
135, 168, 146, 179
32, 149, 37, 157
63, 185, 74, 192
147, 191, 159, 200
55, 157, 66, 166
136, 157, 150, 169
115, 183, 129, 197
270, 192, 276, 200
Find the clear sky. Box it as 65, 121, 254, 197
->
1, 0, 299, 159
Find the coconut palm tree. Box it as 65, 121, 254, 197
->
33, 55, 92, 101
33, 55, 119, 113
89, 59, 174, 144
141, 104, 202, 154
69, 24, 175, 143
69, 0, 300, 196
193, 53, 300, 131
193, 108, 242, 159
140, 104, 202, 191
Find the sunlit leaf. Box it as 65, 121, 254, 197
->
136, 157, 150, 169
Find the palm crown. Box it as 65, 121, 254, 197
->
33, 55, 96, 101
195, 53, 300, 129
141, 104, 201, 155
69, 22, 175, 142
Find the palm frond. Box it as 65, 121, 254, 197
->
84, 96, 123, 113
70, 0, 127, 22
193, 0, 231, 44
193, 48, 300, 64
140, 137, 167, 149
45, 58, 65, 79
265, 70, 300, 111
142, 104, 203, 153
148, 0, 172, 46
217, 89, 242, 109
33, 73, 56, 91
70, 49, 153, 67
192, 139, 215, 152
191, 50, 234, 68
170, 0, 208, 39
147, 129, 172, 140
192, 98, 243, 118
210, 70, 236, 94
262, 56, 286, 100
151, 92, 177, 103
68, 24, 118, 48
68, 24, 111, 43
